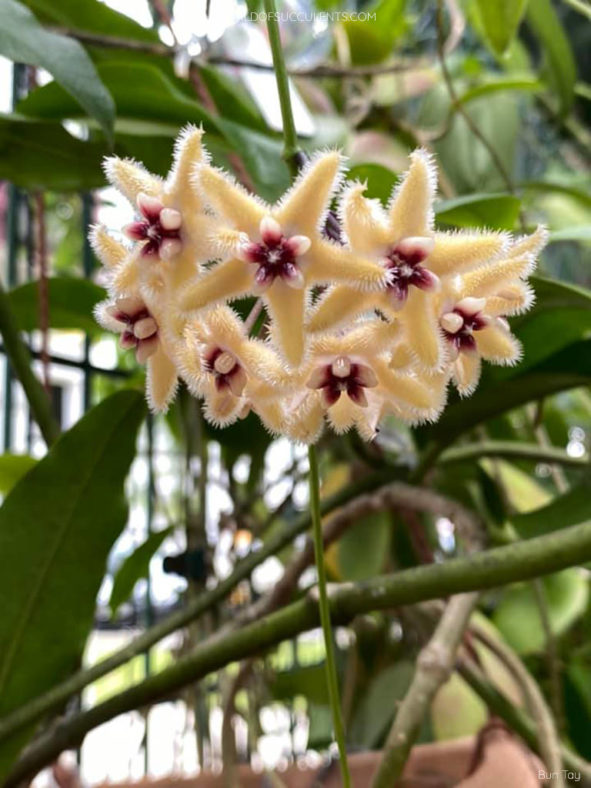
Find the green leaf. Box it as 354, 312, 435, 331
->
270, 662, 328, 706
0, 115, 107, 191
421, 86, 520, 194
431, 672, 487, 740
349, 662, 414, 747
497, 277, 591, 377
0, 390, 145, 778
307, 702, 332, 749
493, 570, 589, 654
420, 339, 591, 449
109, 527, 173, 617
513, 473, 591, 540
473, 0, 529, 56
550, 226, 591, 243
18, 62, 217, 135
17, 64, 289, 200
0, 0, 114, 140
0, 454, 37, 495
333, 512, 391, 582
480, 459, 551, 514
7, 277, 106, 335
435, 193, 521, 230
196, 65, 268, 133
215, 119, 289, 202
526, 0, 576, 114
19, 0, 159, 42
347, 163, 398, 204
344, 0, 408, 65
455, 75, 541, 107
521, 179, 591, 210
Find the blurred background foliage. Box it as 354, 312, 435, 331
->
0, 0, 591, 783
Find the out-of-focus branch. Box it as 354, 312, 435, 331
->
440, 440, 589, 468
8, 516, 591, 785
0, 470, 396, 748
48, 27, 424, 77
435, 0, 517, 199
372, 591, 479, 787
470, 619, 564, 786
459, 658, 591, 783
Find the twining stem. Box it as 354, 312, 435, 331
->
263, 3, 348, 780
0, 281, 60, 447
439, 440, 588, 468
308, 445, 351, 788
263, 0, 302, 172
458, 659, 591, 783
0, 471, 393, 747
372, 592, 479, 788
9, 516, 591, 786
470, 620, 564, 786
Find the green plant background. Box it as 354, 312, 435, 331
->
0, 0, 590, 782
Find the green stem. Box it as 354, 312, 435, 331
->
0, 281, 60, 447
439, 440, 588, 468
9, 516, 591, 785
263, 0, 301, 173
262, 5, 347, 779
308, 445, 351, 788
458, 660, 591, 783
0, 469, 394, 747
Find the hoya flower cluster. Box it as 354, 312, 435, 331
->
92, 127, 545, 443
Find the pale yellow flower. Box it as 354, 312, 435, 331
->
99, 125, 216, 298
279, 321, 446, 443
91, 129, 543, 442
176, 306, 295, 428
94, 295, 178, 412
433, 231, 544, 395
180, 151, 388, 367
309, 150, 510, 371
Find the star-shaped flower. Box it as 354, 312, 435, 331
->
308, 150, 510, 371
433, 235, 544, 395
95, 295, 178, 412
98, 126, 217, 300
176, 306, 296, 428
278, 321, 446, 443
180, 152, 388, 367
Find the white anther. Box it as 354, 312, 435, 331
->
159, 208, 182, 230
133, 317, 158, 340
159, 238, 183, 261
440, 312, 464, 334
332, 356, 351, 378
456, 296, 486, 315
288, 234, 311, 257
214, 351, 237, 376
396, 235, 435, 258
260, 216, 282, 242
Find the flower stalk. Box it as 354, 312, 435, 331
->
308, 444, 352, 787
263, 0, 302, 173
265, 4, 352, 778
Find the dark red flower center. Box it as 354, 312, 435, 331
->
240, 217, 310, 293
441, 299, 489, 355
384, 236, 438, 304
107, 296, 159, 363
307, 356, 378, 408
204, 347, 246, 396
123, 193, 182, 260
